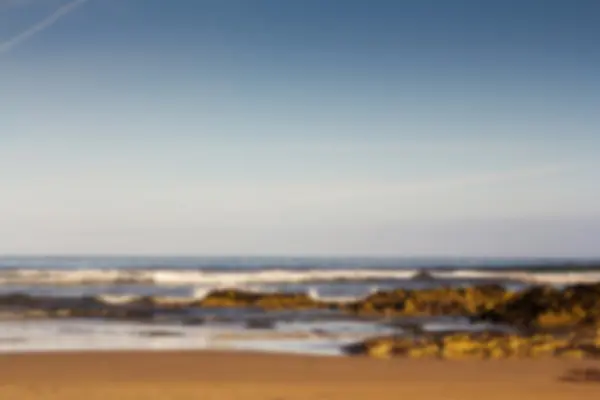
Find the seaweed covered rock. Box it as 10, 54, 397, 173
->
197, 289, 320, 310
442, 334, 488, 359
348, 284, 510, 317
408, 341, 441, 359
197, 289, 263, 307
476, 283, 600, 329
345, 331, 600, 360
0, 293, 40, 308
4, 281, 600, 327
196, 282, 600, 324
342, 336, 436, 359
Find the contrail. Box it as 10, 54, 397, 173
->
0, 0, 88, 55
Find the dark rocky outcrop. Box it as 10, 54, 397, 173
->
475, 283, 600, 329
196, 289, 322, 310
346, 284, 510, 317
343, 330, 600, 360
245, 318, 276, 329
2, 282, 600, 330
0, 293, 157, 322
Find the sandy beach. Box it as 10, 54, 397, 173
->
0, 351, 599, 399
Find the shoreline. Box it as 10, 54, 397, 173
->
2, 281, 600, 362
1, 350, 599, 399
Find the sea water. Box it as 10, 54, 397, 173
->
0, 256, 598, 355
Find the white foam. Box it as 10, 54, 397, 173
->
276, 320, 397, 337
0, 268, 599, 288
97, 294, 143, 305
431, 270, 514, 280
0, 320, 208, 353
431, 270, 600, 285
0, 268, 418, 286
150, 269, 419, 285
0, 319, 368, 356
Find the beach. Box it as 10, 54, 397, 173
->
2, 258, 600, 399
1, 351, 599, 399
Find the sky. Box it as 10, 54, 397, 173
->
0, 0, 599, 257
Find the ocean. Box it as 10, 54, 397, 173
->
1, 256, 599, 356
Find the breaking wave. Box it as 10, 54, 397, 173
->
0, 268, 599, 287
433, 270, 600, 285
0, 269, 418, 286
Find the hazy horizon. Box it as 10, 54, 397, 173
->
1, 253, 598, 260
1, 0, 599, 257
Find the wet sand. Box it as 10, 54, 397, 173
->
1, 351, 599, 399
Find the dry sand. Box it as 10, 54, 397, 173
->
1, 351, 600, 399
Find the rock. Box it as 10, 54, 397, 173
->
342, 336, 414, 358
24, 309, 49, 318
506, 335, 530, 356
411, 270, 436, 281
197, 289, 319, 310
536, 311, 579, 328
93, 307, 156, 322
529, 344, 557, 358
488, 345, 510, 359
475, 283, 600, 329
53, 309, 71, 318
138, 330, 183, 338
408, 342, 440, 359
344, 329, 600, 361
181, 317, 205, 326
526, 334, 569, 358
245, 318, 275, 329
3, 281, 600, 327
368, 339, 395, 359
442, 334, 487, 359
0, 293, 38, 308
352, 284, 511, 318
576, 344, 600, 359
342, 341, 370, 356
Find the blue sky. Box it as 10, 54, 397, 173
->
0, 0, 599, 256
